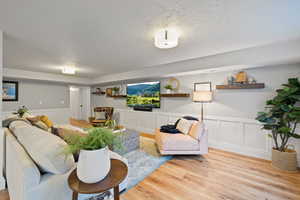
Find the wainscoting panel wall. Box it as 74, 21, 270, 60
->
3, 108, 71, 124
115, 109, 300, 165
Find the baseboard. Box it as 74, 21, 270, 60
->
0, 176, 6, 190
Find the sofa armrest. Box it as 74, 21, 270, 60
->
6, 130, 41, 200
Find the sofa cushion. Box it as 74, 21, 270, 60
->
32, 121, 49, 131
40, 115, 54, 128
10, 121, 75, 174
155, 129, 200, 151
57, 128, 87, 139
176, 118, 193, 134
189, 122, 205, 141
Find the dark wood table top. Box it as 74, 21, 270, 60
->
68, 159, 128, 194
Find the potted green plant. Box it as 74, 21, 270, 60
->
164, 84, 173, 94
13, 105, 29, 118
64, 128, 122, 183
112, 87, 120, 95
256, 78, 300, 171
104, 119, 117, 130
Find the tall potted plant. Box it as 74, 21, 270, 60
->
64, 128, 122, 183
256, 78, 300, 171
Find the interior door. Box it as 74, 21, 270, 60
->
70, 86, 91, 120
70, 87, 81, 119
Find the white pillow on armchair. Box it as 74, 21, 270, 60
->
176, 118, 194, 134
189, 122, 205, 141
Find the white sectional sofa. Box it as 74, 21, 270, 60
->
4, 122, 128, 200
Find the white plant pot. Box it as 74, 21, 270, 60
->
77, 147, 111, 183
166, 89, 171, 94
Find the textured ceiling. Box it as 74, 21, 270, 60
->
1, 0, 300, 77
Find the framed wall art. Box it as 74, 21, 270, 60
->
3, 81, 19, 101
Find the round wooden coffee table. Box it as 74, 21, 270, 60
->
68, 159, 128, 200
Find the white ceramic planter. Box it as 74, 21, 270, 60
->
166, 89, 171, 94
77, 146, 111, 183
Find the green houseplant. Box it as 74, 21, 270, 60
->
164, 84, 173, 94
112, 87, 120, 95
256, 78, 300, 171
13, 105, 29, 118
104, 119, 117, 130
65, 128, 122, 183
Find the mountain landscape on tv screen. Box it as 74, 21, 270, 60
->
127, 83, 160, 95
127, 82, 160, 108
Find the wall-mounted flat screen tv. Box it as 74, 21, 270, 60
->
127, 81, 160, 108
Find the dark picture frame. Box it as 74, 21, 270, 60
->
3, 81, 19, 101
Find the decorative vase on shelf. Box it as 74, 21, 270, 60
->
166, 89, 171, 94
77, 146, 111, 183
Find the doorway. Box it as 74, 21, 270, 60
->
69, 86, 91, 120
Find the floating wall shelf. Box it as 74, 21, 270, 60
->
92, 91, 106, 95
216, 83, 265, 89
160, 93, 190, 97
109, 95, 127, 98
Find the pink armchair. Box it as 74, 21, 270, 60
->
155, 122, 208, 155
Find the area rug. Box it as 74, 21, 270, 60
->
123, 136, 172, 190
80, 136, 172, 200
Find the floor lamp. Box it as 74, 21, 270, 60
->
193, 84, 213, 121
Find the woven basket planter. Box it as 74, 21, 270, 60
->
271, 148, 298, 172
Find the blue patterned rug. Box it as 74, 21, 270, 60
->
80, 137, 172, 200
123, 145, 172, 190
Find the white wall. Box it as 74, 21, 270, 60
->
0, 30, 5, 189
3, 79, 70, 111
2, 108, 71, 125
92, 64, 300, 163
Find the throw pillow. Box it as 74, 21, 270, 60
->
95, 112, 106, 120
57, 128, 87, 140
27, 116, 40, 124
12, 123, 75, 174
32, 121, 49, 131
40, 115, 53, 128
183, 116, 199, 121
56, 128, 87, 162
176, 118, 194, 135
189, 122, 205, 141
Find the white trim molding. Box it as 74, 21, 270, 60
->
3, 68, 90, 85
115, 109, 300, 165
3, 108, 71, 124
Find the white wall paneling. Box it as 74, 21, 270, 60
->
3, 108, 71, 125
115, 109, 300, 165
92, 65, 300, 165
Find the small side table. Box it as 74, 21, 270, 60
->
68, 159, 128, 200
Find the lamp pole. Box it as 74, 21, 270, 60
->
201, 102, 204, 121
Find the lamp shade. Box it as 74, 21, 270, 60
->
193, 91, 213, 102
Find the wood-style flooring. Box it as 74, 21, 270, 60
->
1, 132, 300, 200
123, 148, 300, 200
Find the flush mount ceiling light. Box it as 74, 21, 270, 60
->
62, 65, 76, 75
154, 28, 179, 49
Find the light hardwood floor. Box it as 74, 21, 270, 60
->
123, 148, 300, 200
1, 132, 300, 200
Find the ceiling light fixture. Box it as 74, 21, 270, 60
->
62, 65, 76, 75
154, 28, 179, 49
